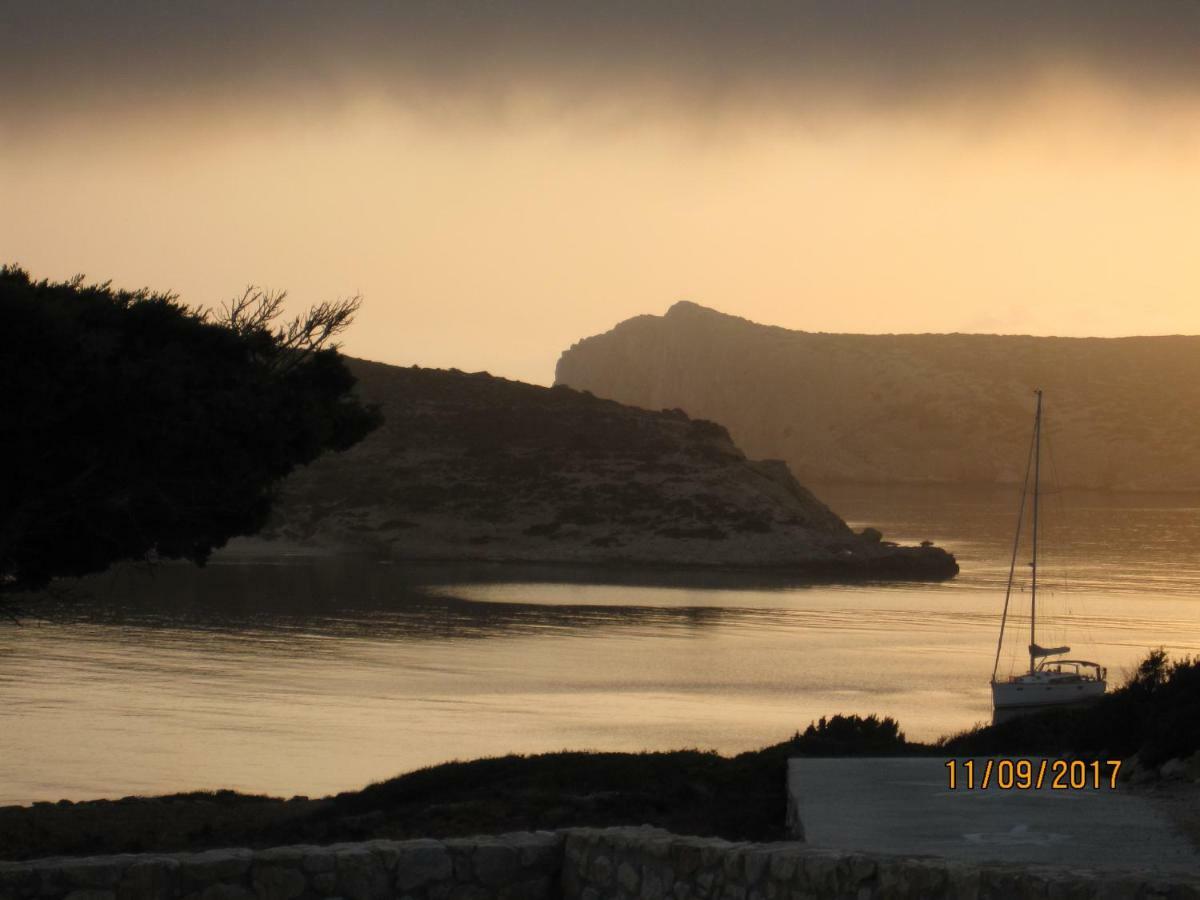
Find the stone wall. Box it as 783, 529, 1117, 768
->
4, 828, 1199, 900
562, 827, 1200, 899
0, 833, 562, 900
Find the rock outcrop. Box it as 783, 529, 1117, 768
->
249, 361, 955, 578
555, 301, 1200, 491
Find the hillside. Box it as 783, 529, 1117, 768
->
251, 361, 955, 577
555, 302, 1200, 491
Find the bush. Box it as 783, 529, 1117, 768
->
789, 714, 910, 756
0, 267, 380, 601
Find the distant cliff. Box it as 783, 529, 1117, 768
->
555, 302, 1200, 491
250, 360, 955, 577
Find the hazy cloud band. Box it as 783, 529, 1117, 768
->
5, 1, 1200, 124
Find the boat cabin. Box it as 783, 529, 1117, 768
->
1014, 658, 1106, 685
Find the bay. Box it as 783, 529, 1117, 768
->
2, 485, 1198, 806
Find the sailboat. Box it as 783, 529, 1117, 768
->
991, 390, 1106, 711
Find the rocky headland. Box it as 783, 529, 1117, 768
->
245, 361, 955, 578
555, 301, 1200, 491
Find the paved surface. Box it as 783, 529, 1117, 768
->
787, 758, 1200, 872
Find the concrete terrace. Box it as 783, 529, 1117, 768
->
788, 757, 1200, 873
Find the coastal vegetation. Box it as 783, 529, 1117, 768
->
5, 652, 1193, 862
0, 267, 380, 608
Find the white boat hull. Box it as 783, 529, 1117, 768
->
992, 678, 1106, 710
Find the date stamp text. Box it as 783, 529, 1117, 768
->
945, 758, 1121, 790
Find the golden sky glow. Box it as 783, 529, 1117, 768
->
4, 8, 1200, 385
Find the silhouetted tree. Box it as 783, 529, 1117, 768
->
790, 713, 908, 755
0, 266, 382, 610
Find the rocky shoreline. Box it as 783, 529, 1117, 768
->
222, 538, 960, 582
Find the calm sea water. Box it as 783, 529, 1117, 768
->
2, 484, 1199, 806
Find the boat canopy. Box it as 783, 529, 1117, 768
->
1029, 643, 1070, 659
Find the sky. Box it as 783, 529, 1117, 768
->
3, 2, 1199, 385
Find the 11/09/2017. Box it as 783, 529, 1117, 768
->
945, 758, 1121, 790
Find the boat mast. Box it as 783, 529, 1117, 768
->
1029, 389, 1043, 674
991, 413, 1036, 684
